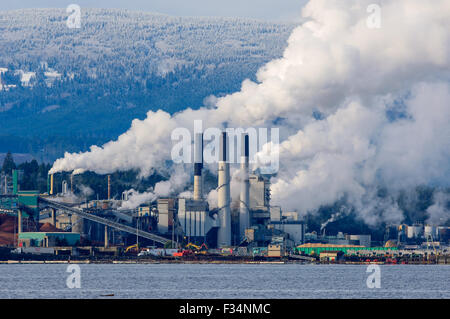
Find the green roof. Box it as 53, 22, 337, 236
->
295, 246, 398, 255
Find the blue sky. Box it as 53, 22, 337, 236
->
1, 0, 307, 21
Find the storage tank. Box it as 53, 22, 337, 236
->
424, 225, 437, 239
407, 225, 423, 238
406, 226, 415, 239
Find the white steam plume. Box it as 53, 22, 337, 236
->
271, 83, 450, 225
51, 0, 450, 225
120, 165, 190, 209
78, 184, 94, 197
426, 191, 450, 226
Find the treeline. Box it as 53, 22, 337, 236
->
304, 186, 450, 242
1, 151, 164, 198
0, 63, 254, 161
2, 152, 448, 237
1, 151, 50, 193
54, 170, 164, 201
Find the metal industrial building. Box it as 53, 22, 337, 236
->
173, 131, 306, 249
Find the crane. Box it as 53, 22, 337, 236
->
185, 243, 208, 254
426, 234, 438, 256
125, 243, 139, 254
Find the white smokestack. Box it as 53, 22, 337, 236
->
193, 132, 203, 201
217, 131, 231, 247
239, 133, 250, 241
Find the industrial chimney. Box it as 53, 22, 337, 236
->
217, 131, 231, 247
62, 180, 68, 195
239, 133, 250, 241
50, 174, 54, 195
193, 133, 203, 201
107, 175, 111, 200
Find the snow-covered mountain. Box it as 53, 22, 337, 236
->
0, 9, 294, 161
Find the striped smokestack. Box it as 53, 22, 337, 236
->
239, 133, 250, 241
107, 175, 111, 200
193, 133, 203, 201
217, 131, 231, 247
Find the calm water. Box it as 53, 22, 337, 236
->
0, 264, 448, 299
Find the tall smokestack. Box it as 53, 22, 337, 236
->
239, 133, 250, 241
193, 133, 203, 201
217, 131, 231, 247
107, 175, 111, 200
50, 173, 54, 195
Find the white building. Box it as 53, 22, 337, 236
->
178, 198, 218, 240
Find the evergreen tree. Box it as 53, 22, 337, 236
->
1, 151, 16, 175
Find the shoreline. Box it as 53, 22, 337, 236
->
0, 259, 447, 265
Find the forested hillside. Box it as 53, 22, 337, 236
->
0, 9, 294, 161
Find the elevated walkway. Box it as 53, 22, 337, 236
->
39, 197, 169, 245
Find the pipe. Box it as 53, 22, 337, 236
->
51, 208, 56, 226
193, 133, 203, 201
217, 131, 231, 247
13, 170, 18, 195
62, 180, 67, 194
239, 133, 250, 241
18, 210, 22, 234
104, 225, 109, 248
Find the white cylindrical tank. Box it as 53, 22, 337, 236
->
407, 225, 423, 238
406, 226, 415, 239
424, 225, 437, 239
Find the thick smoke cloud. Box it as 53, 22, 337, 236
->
271, 83, 450, 225
120, 165, 190, 209
51, 0, 450, 223
426, 191, 450, 226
